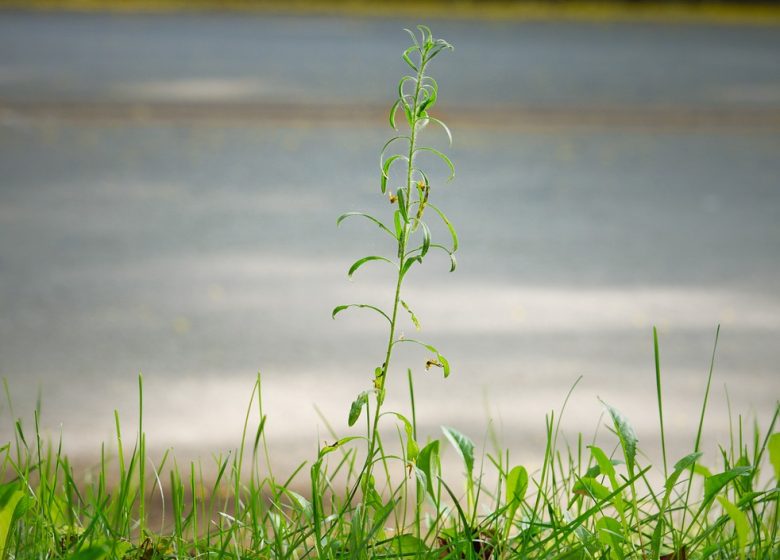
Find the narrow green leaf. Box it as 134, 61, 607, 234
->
319, 436, 361, 458
424, 116, 452, 146
389, 98, 402, 130
380, 154, 405, 194
427, 203, 458, 252
400, 299, 421, 330
337, 212, 396, 239
393, 209, 403, 243
442, 426, 474, 476
397, 188, 408, 223
401, 256, 421, 277
389, 412, 419, 462
419, 220, 431, 257
348, 392, 369, 427
402, 46, 418, 71
403, 28, 420, 49
347, 255, 394, 279
415, 146, 455, 181
332, 303, 391, 325
398, 75, 416, 103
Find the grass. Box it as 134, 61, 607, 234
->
2, 25, 780, 560
1, 0, 780, 27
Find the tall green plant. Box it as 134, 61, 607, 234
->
333, 25, 456, 509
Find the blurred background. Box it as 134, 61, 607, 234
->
0, 1, 778, 477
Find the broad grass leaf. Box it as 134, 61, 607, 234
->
589, 446, 616, 480
386, 534, 427, 555
717, 496, 748, 558
442, 426, 474, 477
506, 465, 528, 521
769, 432, 780, 481
348, 391, 369, 427
595, 516, 626, 560
704, 467, 751, 506
0, 483, 24, 559
66, 546, 107, 560
389, 412, 419, 462
666, 451, 703, 491
417, 440, 440, 502
572, 477, 611, 503
506, 465, 528, 506
602, 401, 638, 474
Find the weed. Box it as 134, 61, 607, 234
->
0, 26, 778, 560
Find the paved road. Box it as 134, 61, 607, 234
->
0, 13, 778, 472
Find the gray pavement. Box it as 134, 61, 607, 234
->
0, 13, 778, 471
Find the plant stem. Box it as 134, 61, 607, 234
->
360, 52, 427, 514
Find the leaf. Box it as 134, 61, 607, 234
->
396, 188, 408, 223
665, 451, 703, 491
348, 392, 369, 427
347, 255, 394, 279
768, 432, 780, 481
427, 203, 458, 252
0, 483, 24, 559
442, 426, 474, 477
388, 98, 402, 130
602, 401, 638, 474
419, 220, 431, 257
332, 304, 391, 325
506, 465, 528, 519
400, 299, 421, 330
66, 547, 107, 560
389, 412, 418, 462
401, 256, 421, 277
415, 146, 455, 181
717, 496, 748, 558
703, 467, 752, 506
319, 436, 361, 458
402, 46, 418, 71
385, 534, 428, 555
424, 116, 453, 146
589, 446, 616, 480
596, 516, 625, 560
337, 212, 396, 239
380, 154, 405, 194
417, 440, 440, 502
398, 75, 416, 103
572, 477, 611, 503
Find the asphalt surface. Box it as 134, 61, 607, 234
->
0, 12, 778, 472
